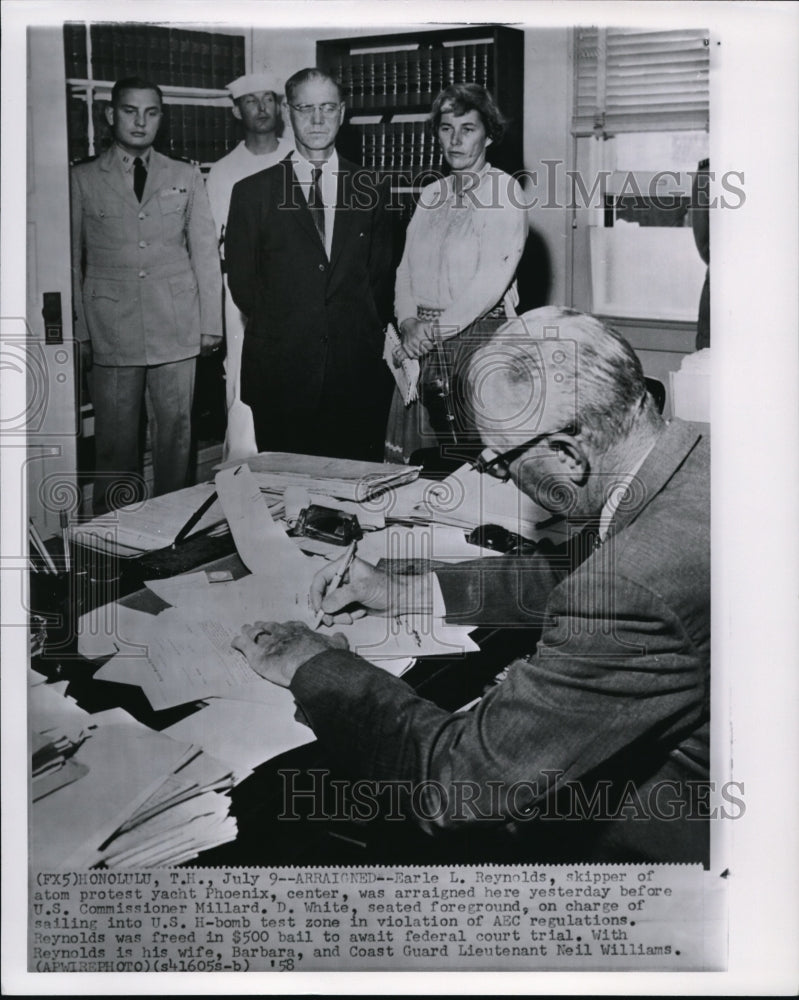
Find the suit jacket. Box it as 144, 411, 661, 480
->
291, 419, 711, 863
224, 155, 394, 436
70, 147, 222, 366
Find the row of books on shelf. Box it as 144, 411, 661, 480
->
64, 22, 245, 90
327, 42, 495, 110
68, 97, 242, 166
357, 121, 445, 173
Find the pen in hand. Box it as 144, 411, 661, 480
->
314, 540, 358, 630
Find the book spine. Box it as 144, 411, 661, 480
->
465, 44, 477, 85
453, 44, 467, 84
64, 22, 87, 78
231, 35, 245, 80
361, 53, 374, 110
476, 42, 490, 89
395, 50, 408, 108
377, 124, 387, 170
419, 50, 432, 106
337, 55, 352, 102
350, 53, 363, 110
385, 51, 397, 107
373, 52, 386, 109
197, 32, 212, 88
407, 51, 420, 107
430, 48, 443, 102
444, 46, 455, 87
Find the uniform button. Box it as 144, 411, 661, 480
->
138, 241, 147, 249
138, 212, 146, 220
138, 270, 147, 278
318, 263, 326, 271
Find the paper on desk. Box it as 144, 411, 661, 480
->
416, 462, 568, 542
70, 482, 225, 554
139, 556, 325, 626
31, 723, 192, 869
331, 613, 479, 660
164, 695, 316, 783
94, 609, 265, 711
357, 523, 500, 566
77, 601, 159, 660
217, 452, 421, 502
216, 463, 301, 574
144, 571, 209, 604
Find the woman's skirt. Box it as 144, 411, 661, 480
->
384, 304, 507, 464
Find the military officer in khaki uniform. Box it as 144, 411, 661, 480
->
71, 76, 223, 514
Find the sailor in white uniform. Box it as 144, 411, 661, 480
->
206, 71, 294, 459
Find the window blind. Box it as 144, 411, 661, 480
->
573, 27, 709, 136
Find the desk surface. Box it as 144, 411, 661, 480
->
31, 534, 544, 867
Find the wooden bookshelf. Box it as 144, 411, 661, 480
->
317, 25, 524, 200
64, 22, 246, 167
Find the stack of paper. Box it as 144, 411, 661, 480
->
217, 452, 422, 503
70, 482, 228, 556
30, 673, 238, 868
410, 463, 569, 542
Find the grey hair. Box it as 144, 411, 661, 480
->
284, 67, 342, 104
468, 306, 659, 451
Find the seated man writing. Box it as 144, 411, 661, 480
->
233, 306, 710, 864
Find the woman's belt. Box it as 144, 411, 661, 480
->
416, 302, 506, 323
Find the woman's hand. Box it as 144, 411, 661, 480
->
232, 620, 349, 687
394, 318, 436, 362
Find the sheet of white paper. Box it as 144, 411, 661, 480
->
329, 613, 479, 660
164, 695, 316, 782
70, 482, 225, 554
77, 601, 157, 660
144, 571, 209, 604
215, 464, 301, 574
416, 462, 568, 542
94, 610, 264, 711
356, 523, 501, 566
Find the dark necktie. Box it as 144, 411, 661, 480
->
133, 157, 147, 202
308, 164, 326, 250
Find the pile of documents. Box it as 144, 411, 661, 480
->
384, 462, 568, 542
220, 451, 422, 503
69, 482, 229, 556
79, 466, 481, 780
30, 670, 237, 868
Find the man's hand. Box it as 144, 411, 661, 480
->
310, 554, 432, 626
393, 318, 436, 363
78, 339, 93, 373
231, 620, 349, 688
200, 334, 223, 358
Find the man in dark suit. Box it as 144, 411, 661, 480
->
233, 308, 711, 865
224, 68, 394, 462
71, 77, 222, 514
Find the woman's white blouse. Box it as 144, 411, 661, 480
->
394, 164, 528, 337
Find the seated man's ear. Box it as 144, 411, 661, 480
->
548, 433, 590, 484
231, 104, 243, 121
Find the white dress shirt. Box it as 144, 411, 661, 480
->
290, 149, 338, 258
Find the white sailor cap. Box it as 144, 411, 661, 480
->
226, 72, 283, 100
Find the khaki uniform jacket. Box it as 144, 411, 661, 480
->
70, 146, 222, 366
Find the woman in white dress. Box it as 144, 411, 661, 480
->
385, 83, 528, 464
